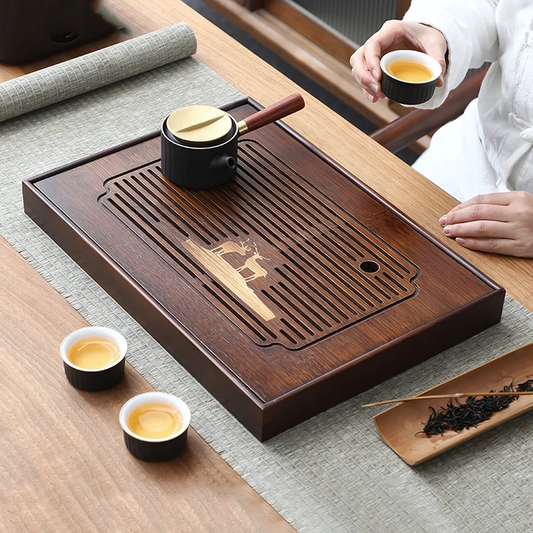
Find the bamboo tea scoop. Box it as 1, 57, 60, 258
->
362, 390, 533, 408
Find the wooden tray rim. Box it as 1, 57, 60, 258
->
22, 97, 507, 408
21, 97, 508, 439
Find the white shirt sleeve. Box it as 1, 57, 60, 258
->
403, 0, 499, 108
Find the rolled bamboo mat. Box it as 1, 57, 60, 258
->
0, 23, 197, 123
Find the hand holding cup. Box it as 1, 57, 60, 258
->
350, 20, 447, 103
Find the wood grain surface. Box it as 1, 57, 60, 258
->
5, 0, 525, 311
24, 102, 504, 440
374, 342, 533, 465
1, 2, 532, 313
0, 233, 294, 531
0, 2, 308, 529
0, 0, 532, 528
143, 0, 531, 312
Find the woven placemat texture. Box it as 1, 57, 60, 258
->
2, 31, 533, 533
0, 23, 196, 123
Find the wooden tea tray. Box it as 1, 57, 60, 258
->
23, 98, 505, 440
373, 343, 533, 466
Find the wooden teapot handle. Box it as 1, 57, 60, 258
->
237, 93, 305, 135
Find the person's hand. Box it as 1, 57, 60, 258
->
350, 20, 448, 103
438, 192, 533, 257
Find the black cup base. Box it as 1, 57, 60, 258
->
381, 72, 437, 106
123, 429, 188, 462
63, 359, 125, 391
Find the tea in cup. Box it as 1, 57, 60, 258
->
386, 59, 434, 83
60, 326, 127, 391
119, 391, 191, 462
380, 50, 442, 105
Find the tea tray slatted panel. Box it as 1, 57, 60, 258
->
100, 141, 418, 349
23, 98, 505, 440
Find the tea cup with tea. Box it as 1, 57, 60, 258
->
380, 50, 442, 105
119, 391, 191, 462
60, 326, 127, 391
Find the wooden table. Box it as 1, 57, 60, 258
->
1, 0, 532, 530
0, 235, 293, 531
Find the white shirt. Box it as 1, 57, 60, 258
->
403, 0, 533, 202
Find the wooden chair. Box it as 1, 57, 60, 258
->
370, 66, 489, 154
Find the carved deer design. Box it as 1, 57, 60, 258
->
236, 250, 270, 282
211, 239, 251, 256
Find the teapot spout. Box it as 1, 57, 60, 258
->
210, 153, 237, 179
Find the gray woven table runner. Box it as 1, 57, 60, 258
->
2, 27, 533, 533
0, 23, 197, 123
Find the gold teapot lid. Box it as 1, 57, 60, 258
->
166, 105, 233, 143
